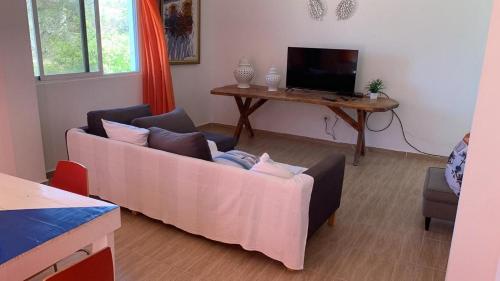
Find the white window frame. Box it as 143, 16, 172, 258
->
30, 0, 139, 81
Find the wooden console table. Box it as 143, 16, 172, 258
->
211, 85, 399, 165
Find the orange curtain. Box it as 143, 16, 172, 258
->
138, 0, 175, 115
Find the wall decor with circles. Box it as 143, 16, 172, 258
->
306, 0, 358, 21
307, 0, 327, 21
336, 0, 358, 20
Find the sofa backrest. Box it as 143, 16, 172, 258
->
87, 105, 152, 138
66, 128, 314, 201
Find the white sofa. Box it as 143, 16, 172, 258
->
67, 128, 317, 269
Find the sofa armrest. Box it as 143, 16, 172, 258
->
64, 127, 89, 162
304, 153, 345, 238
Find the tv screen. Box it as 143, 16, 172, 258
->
286, 47, 359, 93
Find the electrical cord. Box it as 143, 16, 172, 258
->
324, 115, 339, 140
365, 92, 442, 158
366, 111, 394, 132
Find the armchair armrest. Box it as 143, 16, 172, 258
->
304, 153, 345, 238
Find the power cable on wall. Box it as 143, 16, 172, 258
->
365, 92, 442, 158
324, 115, 340, 141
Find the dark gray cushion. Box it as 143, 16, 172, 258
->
148, 127, 212, 161
201, 131, 236, 152
131, 108, 197, 134
87, 105, 152, 138
423, 167, 459, 205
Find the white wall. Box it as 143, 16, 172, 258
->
196, 0, 492, 156
170, 1, 219, 126
0, 73, 17, 176
0, 0, 46, 182
446, 0, 500, 279
37, 74, 142, 171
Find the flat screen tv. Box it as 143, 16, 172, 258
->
286, 47, 359, 94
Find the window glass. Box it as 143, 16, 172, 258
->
36, 0, 85, 75
99, 0, 138, 74
26, 0, 138, 78
84, 0, 99, 73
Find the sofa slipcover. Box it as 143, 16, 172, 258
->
67, 128, 314, 270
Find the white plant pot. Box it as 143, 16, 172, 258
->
369, 92, 379, 100
234, 58, 255, 89
265, 66, 281, 92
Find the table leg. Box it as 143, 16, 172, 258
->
354, 110, 367, 166
233, 97, 268, 143
242, 99, 255, 137
328, 107, 367, 166
360, 110, 367, 156
234, 97, 252, 141
91, 232, 115, 264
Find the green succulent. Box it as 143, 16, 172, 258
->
366, 79, 385, 93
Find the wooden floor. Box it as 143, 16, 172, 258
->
113, 125, 453, 281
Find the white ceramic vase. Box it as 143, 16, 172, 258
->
369, 92, 379, 100
233, 58, 255, 89
265, 66, 281, 92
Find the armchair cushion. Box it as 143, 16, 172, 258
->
424, 167, 459, 205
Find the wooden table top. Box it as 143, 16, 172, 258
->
211, 85, 399, 112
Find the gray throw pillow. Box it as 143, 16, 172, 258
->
148, 127, 213, 162
131, 108, 197, 134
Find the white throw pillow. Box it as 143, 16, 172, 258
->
102, 119, 149, 146
250, 153, 294, 179
207, 140, 223, 158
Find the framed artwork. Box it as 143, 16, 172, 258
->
160, 0, 201, 65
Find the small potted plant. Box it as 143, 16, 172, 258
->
366, 79, 385, 100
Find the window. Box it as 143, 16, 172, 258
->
100, 0, 138, 74
27, 0, 138, 79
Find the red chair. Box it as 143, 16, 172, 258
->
50, 160, 91, 272
50, 161, 89, 197
44, 247, 114, 281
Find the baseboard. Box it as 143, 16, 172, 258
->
199, 123, 448, 162
196, 122, 212, 128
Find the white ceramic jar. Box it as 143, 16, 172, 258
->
234, 58, 255, 89
265, 66, 281, 92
